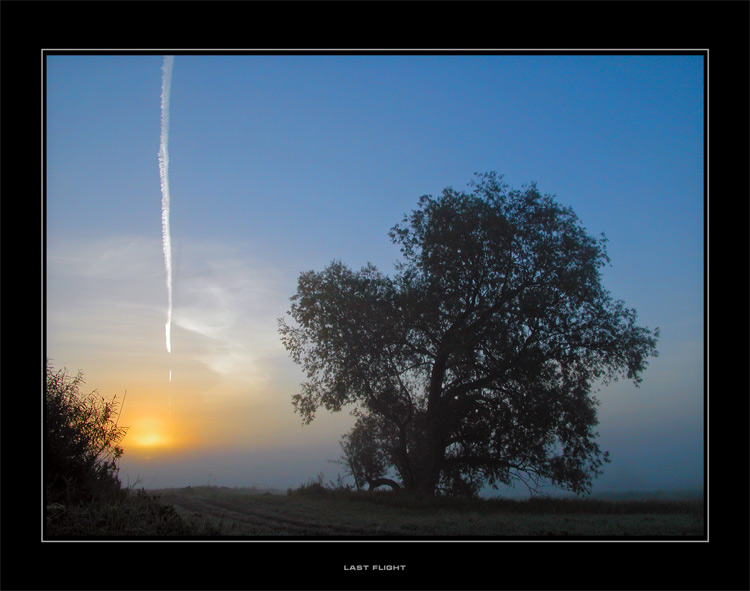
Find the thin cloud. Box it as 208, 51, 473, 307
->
47, 235, 291, 390
172, 241, 289, 386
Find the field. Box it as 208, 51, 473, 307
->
151, 485, 705, 538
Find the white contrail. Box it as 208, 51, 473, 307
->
158, 56, 174, 359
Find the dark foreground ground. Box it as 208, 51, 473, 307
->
151, 485, 705, 538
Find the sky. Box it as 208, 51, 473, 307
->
45, 53, 704, 495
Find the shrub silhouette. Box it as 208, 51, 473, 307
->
45, 361, 128, 505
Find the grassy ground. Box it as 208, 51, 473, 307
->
45, 484, 704, 538
151, 485, 705, 538
44, 488, 225, 537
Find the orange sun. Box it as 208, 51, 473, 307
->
128, 416, 174, 450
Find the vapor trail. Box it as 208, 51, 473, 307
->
158, 56, 174, 358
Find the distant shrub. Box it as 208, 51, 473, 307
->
287, 473, 355, 499
44, 361, 128, 505
288, 474, 333, 498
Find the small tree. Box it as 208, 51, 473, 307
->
338, 411, 402, 491
279, 172, 659, 497
45, 361, 128, 504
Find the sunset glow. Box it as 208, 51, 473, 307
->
128, 416, 173, 450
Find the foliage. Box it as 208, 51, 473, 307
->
337, 411, 403, 491
279, 172, 659, 497
45, 361, 128, 505
287, 472, 353, 498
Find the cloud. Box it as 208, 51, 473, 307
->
47, 235, 295, 394
171, 241, 290, 388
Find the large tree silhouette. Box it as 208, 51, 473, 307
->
279, 172, 659, 496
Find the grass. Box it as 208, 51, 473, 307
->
286, 485, 703, 536
146, 483, 704, 537
44, 488, 226, 537
289, 481, 704, 515
44, 480, 705, 538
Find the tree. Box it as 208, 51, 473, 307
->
337, 411, 402, 491
278, 172, 659, 497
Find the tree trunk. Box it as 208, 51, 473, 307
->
407, 430, 445, 496
407, 346, 449, 496
413, 467, 441, 496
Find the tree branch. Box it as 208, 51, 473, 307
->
366, 477, 401, 491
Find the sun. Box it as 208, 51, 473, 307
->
127, 415, 174, 450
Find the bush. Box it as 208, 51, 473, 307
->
45, 361, 128, 505
287, 473, 355, 500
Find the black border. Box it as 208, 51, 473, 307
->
4, 1, 748, 590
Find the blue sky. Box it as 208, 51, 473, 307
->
46, 53, 704, 494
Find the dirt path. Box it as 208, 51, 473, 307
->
155, 488, 402, 536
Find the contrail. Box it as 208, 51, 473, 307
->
158, 56, 174, 361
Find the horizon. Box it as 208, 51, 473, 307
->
45, 53, 704, 496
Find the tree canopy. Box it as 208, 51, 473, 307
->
278, 172, 659, 496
